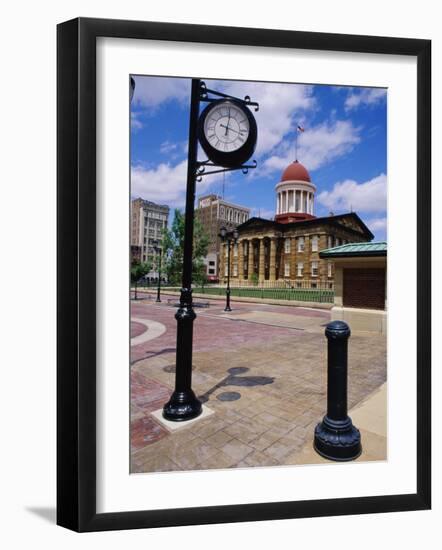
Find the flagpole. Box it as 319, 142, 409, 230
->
295, 124, 298, 161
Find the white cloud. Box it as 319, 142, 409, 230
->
131, 111, 143, 131
131, 160, 225, 208
132, 76, 189, 109
317, 173, 387, 214
159, 140, 178, 154
133, 77, 317, 163
208, 80, 315, 157
263, 119, 361, 174
365, 216, 387, 233
159, 140, 189, 161
345, 88, 386, 111
131, 161, 188, 207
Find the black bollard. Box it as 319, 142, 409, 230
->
314, 320, 361, 461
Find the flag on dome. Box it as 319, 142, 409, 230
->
297, 124, 305, 132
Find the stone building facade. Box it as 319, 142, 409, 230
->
219, 161, 373, 287
131, 198, 169, 268
195, 194, 250, 281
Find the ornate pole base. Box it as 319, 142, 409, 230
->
314, 415, 361, 461
163, 390, 202, 421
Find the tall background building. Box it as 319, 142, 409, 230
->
195, 194, 250, 281
131, 198, 169, 278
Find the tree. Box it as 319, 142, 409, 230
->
130, 260, 151, 300
162, 209, 209, 286
250, 272, 259, 286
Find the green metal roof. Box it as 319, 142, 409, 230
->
319, 241, 387, 258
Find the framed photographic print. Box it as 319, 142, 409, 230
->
57, 17, 431, 532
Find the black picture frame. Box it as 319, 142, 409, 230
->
57, 17, 431, 532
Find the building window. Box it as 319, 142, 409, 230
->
233, 264, 238, 276
209, 261, 215, 266
224, 265, 228, 276
208, 268, 215, 275
297, 262, 303, 277
311, 235, 318, 252
327, 235, 333, 249
284, 262, 290, 277
225, 246, 228, 258
298, 237, 305, 252
233, 244, 238, 257
220, 206, 225, 219
284, 238, 291, 253
311, 261, 319, 277
328, 262, 332, 278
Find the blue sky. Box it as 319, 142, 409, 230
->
131, 76, 387, 241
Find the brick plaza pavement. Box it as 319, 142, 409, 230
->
130, 293, 387, 473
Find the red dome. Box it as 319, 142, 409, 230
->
281, 161, 311, 183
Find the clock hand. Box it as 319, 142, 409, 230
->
220, 124, 244, 136
225, 108, 231, 135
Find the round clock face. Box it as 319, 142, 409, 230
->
203, 102, 250, 153
198, 99, 257, 168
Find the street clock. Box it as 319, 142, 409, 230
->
198, 98, 257, 168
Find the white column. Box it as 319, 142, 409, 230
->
277, 193, 280, 214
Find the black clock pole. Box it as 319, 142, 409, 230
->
163, 79, 203, 421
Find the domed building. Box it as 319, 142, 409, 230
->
275, 160, 316, 223
220, 160, 373, 287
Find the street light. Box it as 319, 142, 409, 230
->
162, 79, 258, 423
152, 240, 163, 303
219, 226, 238, 312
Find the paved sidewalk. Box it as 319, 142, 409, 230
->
294, 383, 387, 464
130, 296, 387, 473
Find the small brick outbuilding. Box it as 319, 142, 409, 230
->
320, 242, 387, 334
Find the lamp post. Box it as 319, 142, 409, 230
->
162, 79, 258, 422
219, 226, 238, 312
162, 79, 203, 422
153, 241, 162, 303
